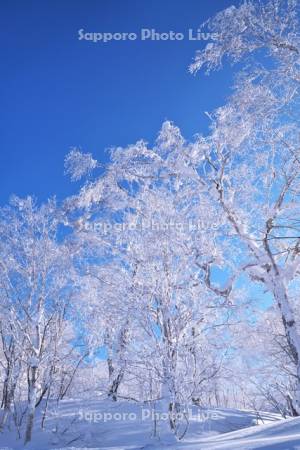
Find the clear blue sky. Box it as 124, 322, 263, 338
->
0, 0, 237, 205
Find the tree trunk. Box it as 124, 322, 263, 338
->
108, 369, 124, 401
273, 278, 300, 415
161, 361, 179, 435
0, 365, 18, 429
24, 366, 38, 444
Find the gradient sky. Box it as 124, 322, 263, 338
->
0, 0, 237, 206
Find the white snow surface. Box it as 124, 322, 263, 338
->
0, 398, 299, 450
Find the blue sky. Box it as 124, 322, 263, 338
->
0, 0, 237, 205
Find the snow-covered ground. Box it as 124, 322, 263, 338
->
0, 398, 299, 450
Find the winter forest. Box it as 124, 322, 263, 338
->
2, 1, 300, 449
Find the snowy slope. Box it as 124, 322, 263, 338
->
194, 416, 300, 449
0, 399, 298, 450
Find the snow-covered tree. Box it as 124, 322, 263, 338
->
64, 0, 300, 417
0, 197, 81, 442
187, 0, 300, 415
64, 134, 237, 437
